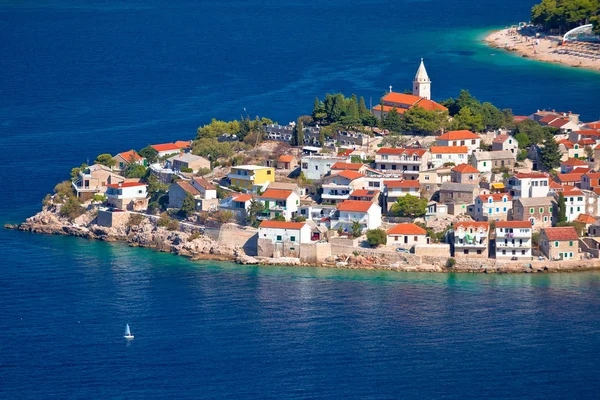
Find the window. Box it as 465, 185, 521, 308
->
267, 170, 272, 175
555, 241, 559, 247
496, 208, 499, 212
544, 216, 548, 222
530, 208, 534, 213
477, 250, 482, 254
426, 185, 430, 190
489, 208, 493, 214
539, 208, 544, 213
483, 162, 487, 167
425, 176, 430, 180
569, 241, 573, 246
570, 252, 573, 257
549, 207, 553, 212
472, 140, 476, 145
290, 236, 296, 242
276, 235, 282, 241
503, 207, 507, 212
302, 163, 308, 169
395, 236, 398, 241
315, 165, 318, 170
502, 250, 506, 255
503, 197, 507, 202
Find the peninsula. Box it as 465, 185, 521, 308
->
9, 60, 600, 273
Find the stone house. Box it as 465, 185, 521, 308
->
540, 226, 579, 260
470, 193, 512, 222
511, 197, 555, 230
451, 163, 480, 184
439, 182, 478, 215
492, 134, 518, 154
471, 150, 515, 173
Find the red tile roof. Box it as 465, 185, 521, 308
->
387, 223, 427, 235
106, 182, 146, 188
336, 200, 374, 212
437, 130, 479, 141
578, 138, 596, 145
561, 158, 588, 167
451, 163, 479, 173
478, 193, 512, 202
430, 145, 469, 154
193, 177, 216, 190
349, 189, 380, 198
496, 220, 532, 229
543, 227, 579, 241
559, 139, 574, 149
455, 221, 489, 230
575, 214, 597, 224
548, 119, 570, 128
278, 155, 295, 163
175, 180, 200, 195
174, 140, 192, 149
338, 149, 353, 156
382, 92, 422, 106
232, 193, 252, 202
577, 130, 600, 136
556, 172, 585, 183
334, 170, 364, 181
117, 150, 144, 162
151, 143, 181, 152
376, 148, 427, 156
331, 162, 364, 171
415, 98, 447, 112
585, 122, 600, 129
259, 189, 293, 200
514, 116, 528, 122
372, 105, 408, 114
562, 188, 584, 196
493, 134, 511, 143
384, 180, 420, 188
540, 115, 559, 124
259, 220, 306, 230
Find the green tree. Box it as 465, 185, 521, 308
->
59, 197, 84, 220
366, 229, 387, 247
312, 97, 327, 123
557, 192, 567, 223
293, 118, 305, 146
179, 193, 197, 217
515, 119, 550, 144
480, 102, 504, 130
139, 146, 159, 164
246, 200, 265, 227
391, 194, 428, 217
94, 153, 115, 167
122, 164, 147, 178
196, 118, 241, 139
351, 220, 363, 238
514, 132, 531, 149
70, 163, 88, 180
540, 138, 562, 170
450, 106, 484, 132
402, 106, 448, 135
382, 108, 404, 133
358, 96, 370, 119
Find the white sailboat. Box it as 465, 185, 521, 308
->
124, 324, 134, 339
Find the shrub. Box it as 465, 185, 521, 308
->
157, 213, 170, 227
213, 210, 234, 224
92, 194, 107, 203
293, 216, 307, 222
272, 215, 286, 222
366, 229, 387, 247
188, 231, 201, 242
54, 181, 74, 201
127, 213, 144, 227
42, 193, 52, 207
59, 197, 84, 220
167, 220, 180, 231
180, 167, 193, 173
196, 168, 211, 176
446, 258, 456, 268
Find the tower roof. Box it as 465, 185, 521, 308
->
413, 58, 430, 83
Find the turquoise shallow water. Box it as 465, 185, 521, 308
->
1, 0, 600, 398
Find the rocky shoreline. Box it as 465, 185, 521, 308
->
7, 204, 600, 274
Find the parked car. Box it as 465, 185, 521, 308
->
396, 248, 410, 254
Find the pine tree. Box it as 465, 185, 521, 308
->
557, 192, 567, 223
358, 96, 369, 118
540, 138, 561, 171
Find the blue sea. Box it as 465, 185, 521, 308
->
1, 0, 599, 398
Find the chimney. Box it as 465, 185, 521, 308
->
118, 182, 122, 187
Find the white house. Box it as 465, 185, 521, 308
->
560, 158, 589, 174
492, 134, 518, 154
554, 188, 585, 222
375, 148, 430, 180
494, 220, 532, 260
258, 220, 312, 244
470, 193, 513, 221
220, 193, 253, 217
150, 143, 183, 158
452, 221, 489, 258
300, 154, 351, 180
333, 200, 382, 233
257, 188, 300, 221
191, 177, 217, 200
321, 170, 366, 204
429, 146, 468, 168
106, 182, 148, 211
435, 130, 481, 154
383, 180, 421, 211
471, 150, 515, 173
386, 223, 428, 249
506, 172, 550, 199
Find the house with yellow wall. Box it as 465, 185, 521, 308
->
228, 165, 275, 191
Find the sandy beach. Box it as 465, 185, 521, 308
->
484, 27, 600, 72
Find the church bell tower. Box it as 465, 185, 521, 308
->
413, 58, 431, 100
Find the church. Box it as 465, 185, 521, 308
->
371, 59, 447, 119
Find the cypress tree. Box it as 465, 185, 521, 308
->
557, 192, 567, 224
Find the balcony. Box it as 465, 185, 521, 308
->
496, 242, 531, 248
455, 240, 488, 248
322, 193, 350, 200
496, 231, 531, 238
227, 173, 254, 181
